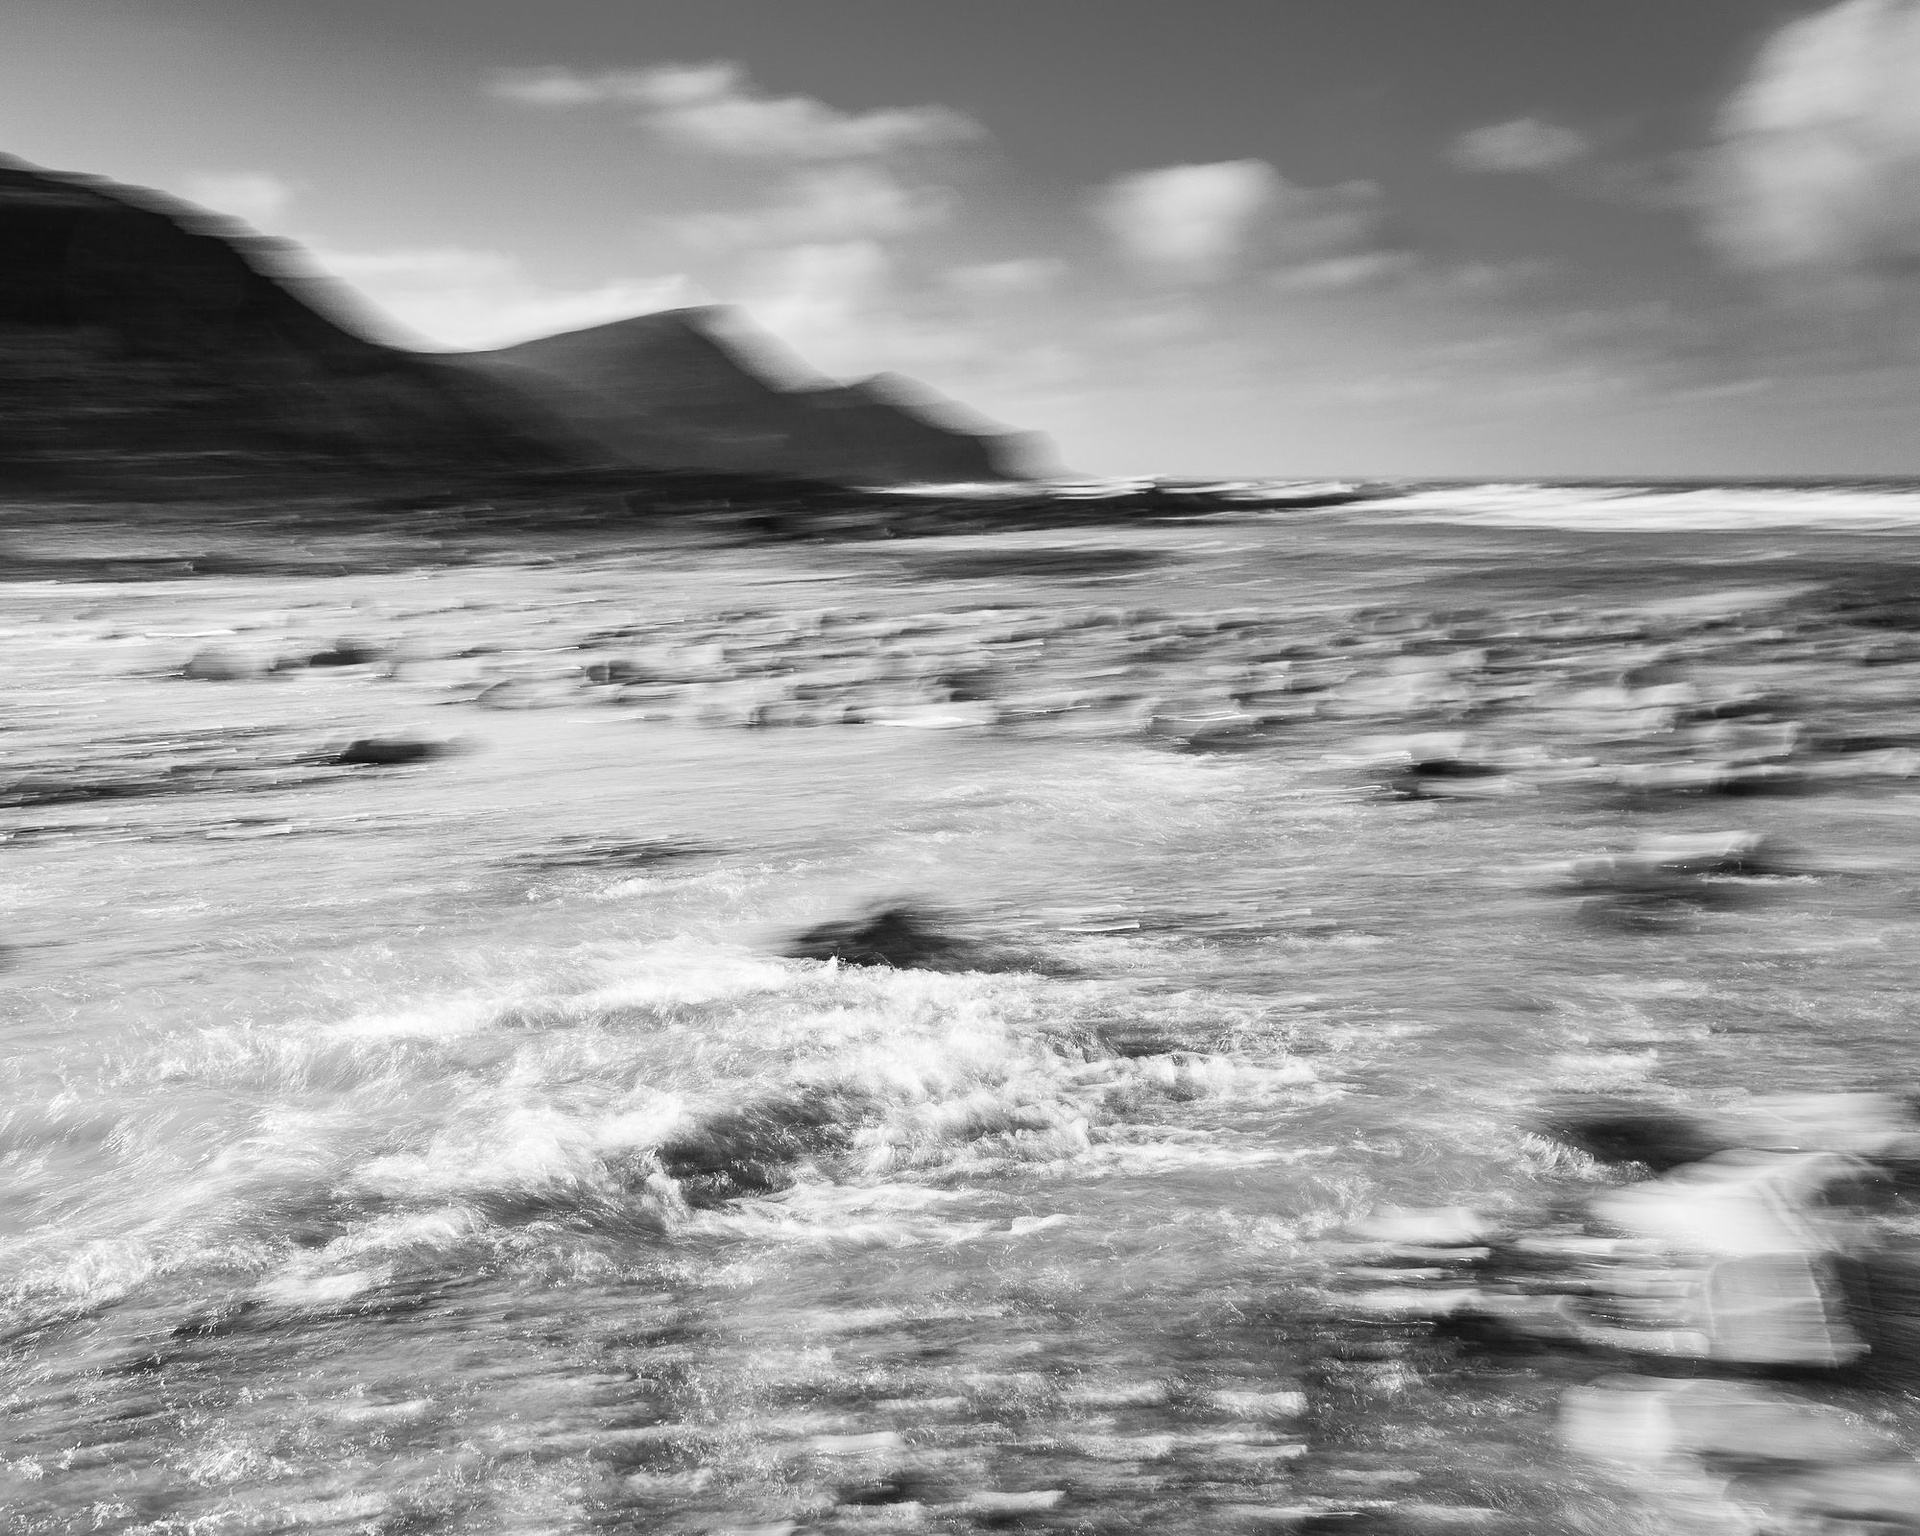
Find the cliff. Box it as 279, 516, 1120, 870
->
463, 308, 1050, 486
0, 157, 1049, 499
0, 157, 592, 494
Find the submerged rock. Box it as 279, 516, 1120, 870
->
784, 904, 1006, 972
1565, 830, 1794, 926
1543, 1098, 1735, 1173
306, 639, 381, 668
1385, 758, 1511, 801
512, 836, 713, 873
334, 736, 447, 767
655, 1086, 876, 1206
1570, 831, 1793, 887
179, 646, 253, 681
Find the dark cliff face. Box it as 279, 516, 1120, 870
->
0, 158, 1051, 499
0, 159, 598, 493
466, 308, 1051, 486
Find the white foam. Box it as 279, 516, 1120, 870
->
255, 1265, 386, 1308
1355, 481, 1920, 531
3, 925, 1324, 1323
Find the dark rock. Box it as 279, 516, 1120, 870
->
334, 737, 445, 767
1574, 897, 1688, 932
915, 547, 1166, 581
179, 647, 252, 681
1386, 759, 1507, 800
1814, 731, 1920, 755
583, 658, 653, 686
1542, 1099, 1732, 1173
835, 1465, 953, 1507
1406, 758, 1502, 779
1704, 765, 1812, 797
655, 1087, 877, 1207
1175, 716, 1295, 754
784, 904, 984, 971
514, 837, 712, 873
1565, 832, 1793, 924
1571, 832, 1792, 885
1095, 1022, 1187, 1059
306, 639, 380, 668
1684, 694, 1794, 723
1621, 660, 1690, 689
5, 773, 174, 807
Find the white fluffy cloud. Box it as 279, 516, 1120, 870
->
1448, 117, 1592, 174
181, 171, 297, 228
1095, 160, 1281, 282
307, 246, 701, 350
490, 61, 983, 159
740, 240, 894, 349
730, 240, 1086, 406
1701, 0, 1920, 273
1095, 160, 1403, 285
669, 165, 951, 249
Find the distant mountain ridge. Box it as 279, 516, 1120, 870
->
0, 156, 1050, 497
0, 156, 589, 493
463, 308, 1047, 485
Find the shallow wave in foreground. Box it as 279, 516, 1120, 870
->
8, 500, 1920, 1533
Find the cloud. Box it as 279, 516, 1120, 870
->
1671, 376, 1777, 402
1438, 257, 1562, 295
1448, 117, 1592, 174
490, 61, 983, 158
307, 245, 701, 349
735, 238, 1000, 381
740, 240, 894, 347
1095, 161, 1406, 286
181, 171, 297, 227
669, 165, 951, 248
1700, 0, 1920, 274
1094, 160, 1283, 282
945, 258, 1070, 297
1269, 250, 1419, 293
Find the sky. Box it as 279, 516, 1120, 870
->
4, 0, 1920, 477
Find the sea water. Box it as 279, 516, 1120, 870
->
6, 486, 1920, 1533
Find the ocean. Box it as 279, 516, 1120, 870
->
7, 482, 1920, 1534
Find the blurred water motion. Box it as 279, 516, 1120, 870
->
9, 496, 1920, 1534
